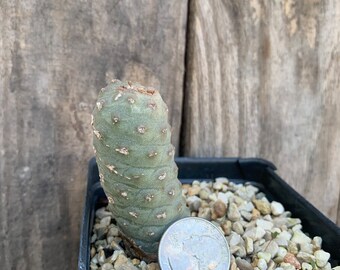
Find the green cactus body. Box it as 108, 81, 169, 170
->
92, 80, 189, 260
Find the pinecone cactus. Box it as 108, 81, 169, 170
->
91, 80, 189, 261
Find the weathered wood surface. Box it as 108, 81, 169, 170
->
0, 1, 188, 269
183, 0, 340, 223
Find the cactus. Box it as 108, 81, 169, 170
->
91, 80, 189, 261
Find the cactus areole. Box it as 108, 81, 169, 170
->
91, 80, 189, 261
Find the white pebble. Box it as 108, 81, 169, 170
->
277, 247, 287, 258
322, 262, 331, 270
238, 201, 254, 212
258, 252, 271, 263
296, 251, 315, 263
186, 195, 202, 212
292, 224, 303, 231
291, 230, 311, 245
243, 227, 266, 241
257, 258, 267, 270
228, 203, 241, 221
215, 177, 229, 184
312, 236, 322, 249
208, 193, 218, 202
256, 219, 274, 231
271, 201, 284, 215
265, 240, 279, 258
213, 182, 223, 190
228, 232, 242, 247
100, 216, 112, 227
218, 192, 232, 204
280, 262, 296, 270
301, 262, 312, 270
314, 250, 330, 268
101, 263, 114, 270
245, 237, 254, 254
300, 243, 314, 254
96, 207, 113, 219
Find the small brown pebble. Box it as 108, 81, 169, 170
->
213, 200, 227, 218
284, 253, 301, 269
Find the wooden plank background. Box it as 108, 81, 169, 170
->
0, 0, 339, 269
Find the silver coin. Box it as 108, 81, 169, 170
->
158, 217, 230, 270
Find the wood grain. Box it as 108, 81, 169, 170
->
0, 1, 188, 269
183, 0, 340, 223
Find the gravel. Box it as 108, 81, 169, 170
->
89, 178, 337, 270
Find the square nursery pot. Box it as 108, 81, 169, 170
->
78, 157, 340, 269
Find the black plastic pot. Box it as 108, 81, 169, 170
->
78, 157, 340, 269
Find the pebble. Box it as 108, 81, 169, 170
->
301, 262, 312, 270
231, 261, 238, 270
296, 252, 315, 263
263, 240, 279, 258
253, 199, 272, 215
114, 254, 139, 270
291, 231, 311, 245
314, 250, 330, 268
215, 177, 229, 184
257, 258, 268, 270
286, 218, 301, 228
198, 207, 211, 219
235, 246, 247, 258
100, 216, 112, 227
221, 220, 232, 235
258, 251, 272, 263
96, 226, 107, 240
236, 258, 253, 270
244, 237, 254, 254
232, 221, 245, 235
208, 193, 218, 202
90, 263, 98, 270
243, 227, 266, 241
283, 253, 301, 269
186, 195, 202, 212
188, 185, 201, 196
147, 263, 160, 270
280, 262, 296, 270
312, 236, 322, 249
239, 202, 254, 212
256, 219, 274, 231
107, 226, 119, 237
213, 200, 227, 218
241, 210, 253, 221
287, 241, 299, 255
199, 188, 210, 200
213, 181, 223, 190
252, 208, 262, 220
228, 203, 241, 221
277, 247, 288, 259
97, 249, 105, 265
228, 231, 242, 247
271, 202, 284, 216
300, 243, 313, 254
101, 263, 114, 270
96, 207, 113, 219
